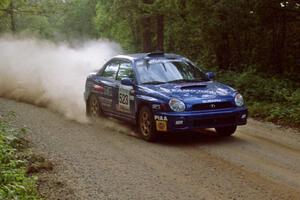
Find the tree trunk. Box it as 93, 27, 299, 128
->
9, 0, 16, 33
179, 0, 187, 20
142, 16, 152, 52
277, 9, 287, 74
156, 14, 164, 51
216, 32, 231, 69
142, 0, 154, 52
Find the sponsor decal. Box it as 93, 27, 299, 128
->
202, 99, 223, 103
160, 88, 170, 93
159, 88, 230, 96
166, 89, 218, 95
216, 88, 229, 96
103, 86, 112, 97
202, 94, 217, 99
136, 60, 145, 66
175, 120, 184, 125
156, 121, 167, 132
209, 103, 216, 108
148, 59, 164, 64
154, 115, 168, 121
148, 59, 182, 64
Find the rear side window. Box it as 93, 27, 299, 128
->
102, 61, 119, 79
116, 61, 134, 81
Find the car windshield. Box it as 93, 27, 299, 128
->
136, 59, 209, 84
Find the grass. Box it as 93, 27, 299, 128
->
0, 113, 40, 200
217, 68, 300, 128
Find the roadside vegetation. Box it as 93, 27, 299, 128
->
0, 0, 299, 127
218, 69, 300, 128
0, 113, 40, 200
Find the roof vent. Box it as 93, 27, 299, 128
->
146, 51, 165, 57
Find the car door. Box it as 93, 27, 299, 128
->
115, 60, 136, 120
95, 59, 119, 113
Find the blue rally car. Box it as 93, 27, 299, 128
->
84, 52, 247, 141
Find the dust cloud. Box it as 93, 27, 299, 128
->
0, 35, 122, 122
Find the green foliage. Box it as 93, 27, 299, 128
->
93, 0, 142, 52
94, 0, 138, 51
218, 69, 300, 126
58, 0, 98, 40
92, 0, 300, 78
17, 15, 55, 39
0, 0, 298, 75
0, 117, 40, 200
218, 69, 293, 102
0, 0, 99, 40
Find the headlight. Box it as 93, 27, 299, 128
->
234, 93, 244, 107
169, 98, 185, 112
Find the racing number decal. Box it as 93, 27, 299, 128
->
119, 89, 129, 107
118, 85, 131, 112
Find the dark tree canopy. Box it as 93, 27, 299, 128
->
0, 0, 299, 76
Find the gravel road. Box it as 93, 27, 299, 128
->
1, 97, 300, 200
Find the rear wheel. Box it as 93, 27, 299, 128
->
138, 106, 157, 142
87, 94, 101, 118
215, 125, 237, 136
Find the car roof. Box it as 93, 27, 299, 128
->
113, 52, 184, 62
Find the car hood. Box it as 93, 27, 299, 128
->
139, 81, 236, 104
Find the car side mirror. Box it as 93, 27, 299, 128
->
206, 72, 215, 80
121, 78, 133, 86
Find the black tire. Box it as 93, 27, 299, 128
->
87, 94, 102, 118
138, 106, 157, 142
215, 125, 237, 136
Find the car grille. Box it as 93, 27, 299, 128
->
193, 116, 236, 127
192, 102, 233, 111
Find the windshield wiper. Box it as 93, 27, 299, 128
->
167, 79, 206, 83
142, 81, 167, 85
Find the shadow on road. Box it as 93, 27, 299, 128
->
156, 129, 246, 147
93, 116, 247, 147
119, 123, 246, 147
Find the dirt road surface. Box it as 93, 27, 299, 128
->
1, 97, 300, 200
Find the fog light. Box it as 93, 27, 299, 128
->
241, 114, 247, 119
175, 120, 184, 125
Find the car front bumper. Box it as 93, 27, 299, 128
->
153, 107, 248, 132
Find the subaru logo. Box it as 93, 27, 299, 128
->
210, 104, 216, 108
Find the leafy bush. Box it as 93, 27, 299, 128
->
217, 68, 300, 127
0, 117, 40, 200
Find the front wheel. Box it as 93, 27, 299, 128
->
138, 106, 157, 142
215, 125, 237, 136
